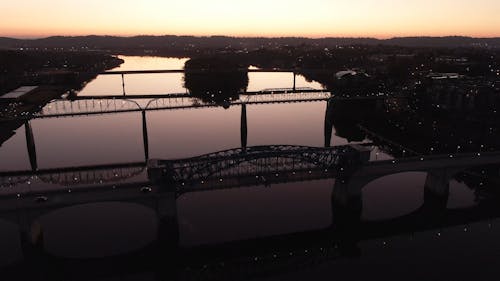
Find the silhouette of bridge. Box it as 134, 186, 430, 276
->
0, 90, 331, 120
2, 145, 500, 280
148, 144, 362, 193
7, 99, 394, 187
0, 162, 147, 190
0, 142, 497, 216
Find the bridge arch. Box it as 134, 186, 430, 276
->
36, 98, 143, 118
155, 145, 351, 192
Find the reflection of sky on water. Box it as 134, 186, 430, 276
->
0, 56, 495, 275
78, 56, 323, 96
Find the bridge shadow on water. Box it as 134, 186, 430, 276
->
1, 142, 500, 280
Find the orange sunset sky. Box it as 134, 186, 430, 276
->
2, 0, 500, 38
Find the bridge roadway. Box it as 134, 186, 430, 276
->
0, 161, 147, 190
0, 145, 498, 217
31, 93, 398, 120
1, 144, 500, 276
2, 90, 404, 121
1, 145, 499, 210
2, 90, 331, 120
99, 68, 339, 75
0, 145, 356, 201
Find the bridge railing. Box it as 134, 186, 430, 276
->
148, 145, 364, 191
15, 90, 331, 119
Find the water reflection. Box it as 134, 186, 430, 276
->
362, 172, 425, 221
183, 57, 249, 105
2, 55, 500, 280
178, 180, 333, 246
39, 202, 157, 258
78, 56, 322, 97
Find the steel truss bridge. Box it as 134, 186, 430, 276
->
0, 145, 362, 202
149, 145, 360, 193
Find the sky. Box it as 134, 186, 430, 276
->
2, 0, 500, 38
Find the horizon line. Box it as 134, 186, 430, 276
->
3, 34, 500, 40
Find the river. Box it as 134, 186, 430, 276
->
0, 56, 491, 280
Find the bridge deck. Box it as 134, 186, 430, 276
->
99, 68, 337, 75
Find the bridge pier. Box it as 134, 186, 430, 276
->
424, 169, 452, 198
329, 143, 373, 257
423, 169, 455, 213
156, 192, 179, 263
142, 110, 149, 161
324, 100, 334, 147
241, 104, 247, 148
331, 179, 362, 257
331, 144, 371, 208
121, 74, 126, 96
147, 160, 180, 261
332, 177, 367, 209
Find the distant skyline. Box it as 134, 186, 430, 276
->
3, 0, 500, 39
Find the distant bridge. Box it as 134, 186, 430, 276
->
7, 92, 402, 120
2, 90, 331, 120
99, 68, 337, 75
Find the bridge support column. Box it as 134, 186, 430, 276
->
156, 192, 179, 259
121, 74, 126, 96
332, 144, 370, 207
331, 178, 362, 257
292, 72, 296, 91
241, 104, 247, 148
332, 177, 367, 209
345, 144, 371, 165
153, 195, 179, 281
423, 169, 453, 213
147, 160, 180, 263
424, 169, 451, 198
324, 100, 334, 147
142, 111, 149, 161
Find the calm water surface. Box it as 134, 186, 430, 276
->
78, 55, 323, 96
0, 56, 496, 280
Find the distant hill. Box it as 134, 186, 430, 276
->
0, 35, 499, 50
